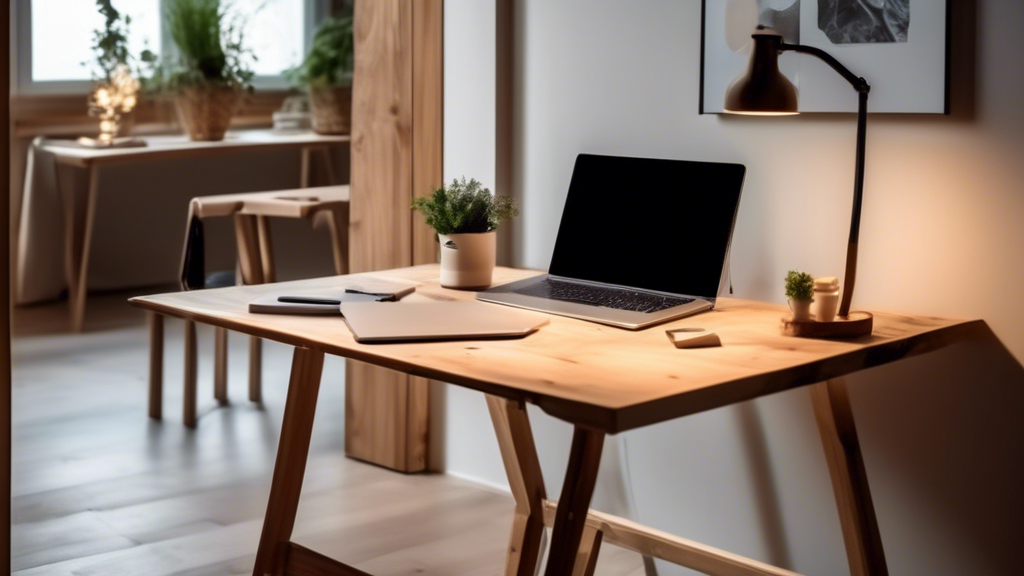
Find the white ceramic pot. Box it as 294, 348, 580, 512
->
789, 299, 813, 322
438, 231, 496, 289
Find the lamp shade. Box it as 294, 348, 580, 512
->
724, 29, 798, 115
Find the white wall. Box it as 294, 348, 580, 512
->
442, 1, 1024, 575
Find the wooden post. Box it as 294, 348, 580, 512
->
345, 0, 442, 472
148, 312, 164, 418
183, 320, 198, 428
2, 2, 12, 568
545, 427, 605, 576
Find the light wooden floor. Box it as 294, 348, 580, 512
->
11, 290, 644, 575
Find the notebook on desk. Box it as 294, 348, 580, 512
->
340, 301, 549, 343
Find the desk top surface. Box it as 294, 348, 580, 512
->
39, 129, 350, 166
130, 265, 985, 433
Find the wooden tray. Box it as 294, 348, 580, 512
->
781, 311, 873, 338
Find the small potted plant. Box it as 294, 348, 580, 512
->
411, 178, 519, 289
141, 0, 254, 141
785, 270, 815, 321
287, 17, 354, 134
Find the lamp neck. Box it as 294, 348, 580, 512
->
778, 41, 871, 94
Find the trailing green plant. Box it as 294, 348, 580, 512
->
286, 16, 354, 87
784, 270, 815, 302
411, 178, 520, 235
140, 0, 255, 93
88, 0, 133, 82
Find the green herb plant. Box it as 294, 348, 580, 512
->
784, 270, 815, 302
141, 0, 255, 93
411, 178, 520, 235
89, 0, 133, 82
286, 16, 354, 88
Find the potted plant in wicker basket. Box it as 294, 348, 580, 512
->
287, 17, 354, 134
142, 0, 254, 141
412, 178, 519, 289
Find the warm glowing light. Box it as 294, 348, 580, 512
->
723, 109, 800, 116
86, 64, 141, 145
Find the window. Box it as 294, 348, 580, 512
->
16, 0, 319, 94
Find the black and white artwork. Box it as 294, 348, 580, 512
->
701, 0, 948, 113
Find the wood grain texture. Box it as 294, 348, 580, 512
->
573, 526, 603, 576
412, 0, 444, 267
345, 0, 425, 472
810, 379, 889, 576
540, 501, 803, 576
252, 348, 325, 576
487, 396, 547, 576
130, 265, 989, 433
545, 427, 605, 576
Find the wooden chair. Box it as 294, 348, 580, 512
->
148, 186, 350, 427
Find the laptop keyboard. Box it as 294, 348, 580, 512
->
515, 278, 694, 314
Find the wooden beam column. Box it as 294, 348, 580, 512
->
346, 0, 442, 472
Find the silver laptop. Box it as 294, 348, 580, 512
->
477, 154, 745, 330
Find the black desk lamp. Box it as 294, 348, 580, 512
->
725, 27, 870, 320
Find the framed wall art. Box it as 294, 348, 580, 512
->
700, 0, 951, 114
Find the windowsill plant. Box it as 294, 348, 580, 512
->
411, 178, 520, 289
287, 16, 354, 135
141, 0, 255, 141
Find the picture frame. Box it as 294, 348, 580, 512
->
700, 0, 951, 114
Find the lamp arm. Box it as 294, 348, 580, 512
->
781, 42, 869, 318
779, 43, 871, 94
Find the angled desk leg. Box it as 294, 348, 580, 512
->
487, 396, 548, 576
545, 426, 605, 576
252, 347, 325, 576
810, 378, 889, 576
56, 162, 101, 332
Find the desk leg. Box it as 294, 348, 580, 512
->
810, 378, 889, 576
544, 426, 605, 576
214, 327, 229, 405
234, 214, 265, 404
300, 147, 312, 188
487, 396, 547, 576
148, 312, 163, 420
253, 347, 325, 576
58, 164, 100, 332
183, 320, 198, 428
323, 206, 350, 276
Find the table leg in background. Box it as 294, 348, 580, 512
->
252, 347, 325, 576
148, 312, 163, 420
544, 426, 605, 576
214, 327, 229, 404
183, 320, 198, 428
57, 163, 100, 332
810, 378, 889, 576
487, 396, 548, 576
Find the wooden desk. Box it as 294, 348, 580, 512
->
36, 130, 350, 331
130, 265, 988, 576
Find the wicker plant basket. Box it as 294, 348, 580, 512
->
309, 85, 352, 135
175, 86, 242, 141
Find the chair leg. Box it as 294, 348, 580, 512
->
214, 327, 228, 404
249, 336, 262, 404
183, 320, 198, 428
148, 312, 163, 420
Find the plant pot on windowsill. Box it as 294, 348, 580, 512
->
412, 177, 520, 290
309, 84, 351, 135
175, 85, 242, 141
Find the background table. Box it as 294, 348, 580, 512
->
130, 265, 989, 576
16, 129, 350, 330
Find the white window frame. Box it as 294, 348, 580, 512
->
12, 0, 328, 95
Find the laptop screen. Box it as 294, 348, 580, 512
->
548, 154, 745, 299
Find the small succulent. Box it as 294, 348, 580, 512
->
784, 270, 814, 302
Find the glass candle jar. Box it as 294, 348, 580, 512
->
813, 276, 840, 322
